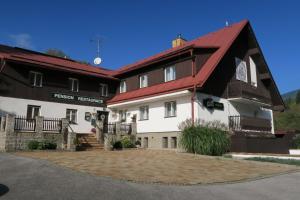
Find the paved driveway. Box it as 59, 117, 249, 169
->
0, 153, 300, 200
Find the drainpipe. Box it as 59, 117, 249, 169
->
191, 85, 196, 125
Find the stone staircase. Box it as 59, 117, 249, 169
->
77, 134, 103, 151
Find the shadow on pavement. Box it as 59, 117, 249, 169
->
0, 184, 9, 197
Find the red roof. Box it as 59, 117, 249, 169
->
0, 45, 117, 80
108, 20, 249, 104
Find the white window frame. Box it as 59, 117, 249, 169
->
29, 71, 43, 87
249, 56, 258, 87
139, 106, 149, 120
139, 74, 148, 88
235, 57, 248, 83
66, 109, 77, 124
99, 83, 108, 97
27, 105, 41, 119
120, 80, 127, 93
164, 66, 176, 82
164, 101, 176, 117
69, 78, 79, 92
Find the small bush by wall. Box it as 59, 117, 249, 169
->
27, 140, 57, 150
179, 120, 230, 156
121, 136, 135, 148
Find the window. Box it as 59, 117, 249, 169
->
26, 105, 40, 119
139, 74, 148, 88
164, 66, 176, 82
29, 71, 43, 87
119, 110, 127, 122
69, 78, 79, 92
66, 109, 77, 124
165, 101, 176, 117
120, 80, 126, 93
249, 56, 257, 87
235, 57, 248, 83
162, 137, 168, 148
139, 106, 149, 120
99, 83, 108, 97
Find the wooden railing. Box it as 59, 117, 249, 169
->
104, 122, 132, 135
228, 81, 272, 105
120, 123, 132, 135
14, 116, 36, 132
104, 123, 116, 134
229, 115, 272, 132
43, 118, 62, 132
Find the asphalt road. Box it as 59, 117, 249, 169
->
0, 153, 299, 200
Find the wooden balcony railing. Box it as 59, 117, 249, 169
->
228, 81, 272, 105
229, 115, 272, 132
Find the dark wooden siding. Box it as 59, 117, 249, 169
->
0, 62, 118, 107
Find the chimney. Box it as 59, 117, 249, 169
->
172, 34, 187, 48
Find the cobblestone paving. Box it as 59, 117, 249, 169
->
15, 150, 299, 185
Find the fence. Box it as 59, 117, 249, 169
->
43, 118, 62, 132
104, 123, 116, 134
14, 116, 36, 132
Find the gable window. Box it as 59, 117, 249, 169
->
119, 110, 127, 122
249, 56, 257, 87
235, 57, 248, 83
165, 101, 176, 117
66, 109, 77, 124
99, 83, 108, 97
139, 106, 149, 120
29, 71, 43, 87
139, 74, 148, 88
69, 78, 79, 92
164, 66, 176, 82
120, 80, 127, 93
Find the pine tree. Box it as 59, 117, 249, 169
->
296, 91, 300, 104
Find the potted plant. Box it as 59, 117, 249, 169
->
135, 140, 141, 148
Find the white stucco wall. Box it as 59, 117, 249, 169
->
108, 93, 192, 133
196, 92, 274, 133
0, 96, 104, 133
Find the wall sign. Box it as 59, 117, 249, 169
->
52, 93, 103, 104
203, 98, 224, 110
85, 112, 91, 121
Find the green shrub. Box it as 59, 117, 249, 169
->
292, 134, 300, 149
113, 141, 123, 150
27, 140, 39, 150
121, 136, 135, 148
27, 140, 57, 150
179, 124, 230, 156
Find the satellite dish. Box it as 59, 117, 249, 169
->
94, 57, 102, 65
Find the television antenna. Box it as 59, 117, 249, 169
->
90, 37, 102, 65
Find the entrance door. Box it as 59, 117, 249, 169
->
97, 111, 109, 132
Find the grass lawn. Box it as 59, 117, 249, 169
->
14, 150, 299, 185
245, 157, 300, 166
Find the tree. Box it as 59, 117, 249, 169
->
45, 49, 69, 58
296, 91, 300, 104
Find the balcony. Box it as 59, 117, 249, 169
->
228, 81, 272, 105
229, 115, 272, 133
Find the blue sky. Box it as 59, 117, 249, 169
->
0, 0, 299, 94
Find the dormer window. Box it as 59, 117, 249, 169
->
120, 80, 127, 93
139, 74, 148, 88
69, 78, 79, 92
29, 71, 43, 87
164, 66, 176, 82
235, 57, 247, 83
